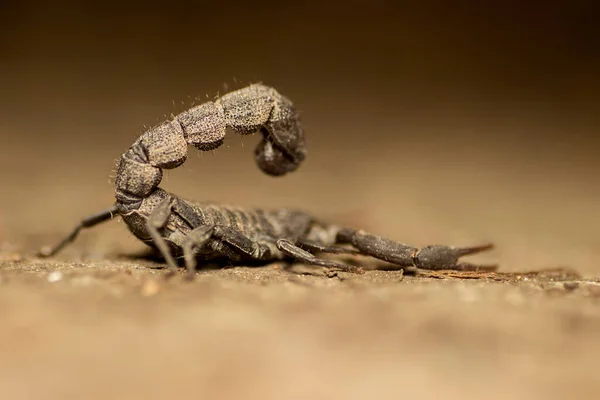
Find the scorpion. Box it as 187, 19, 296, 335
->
40, 84, 496, 279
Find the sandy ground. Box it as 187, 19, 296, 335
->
0, 254, 599, 400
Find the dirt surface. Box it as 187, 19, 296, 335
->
2, 2, 600, 399
1, 253, 600, 400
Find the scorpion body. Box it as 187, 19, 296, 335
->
42, 84, 495, 278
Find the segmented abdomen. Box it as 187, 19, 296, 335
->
178, 199, 313, 241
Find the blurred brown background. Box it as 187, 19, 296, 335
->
0, 0, 598, 272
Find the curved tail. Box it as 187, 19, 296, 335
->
114, 84, 306, 214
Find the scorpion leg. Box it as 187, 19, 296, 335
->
146, 198, 179, 273
336, 228, 496, 271
296, 239, 360, 255
182, 226, 213, 279
276, 239, 363, 274
38, 205, 119, 257
182, 225, 273, 280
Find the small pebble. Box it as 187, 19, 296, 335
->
141, 279, 161, 296
563, 281, 580, 291
38, 246, 53, 257
47, 271, 63, 283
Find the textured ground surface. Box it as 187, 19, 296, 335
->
0, 255, 599, 400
